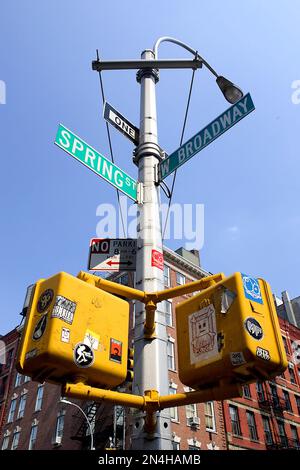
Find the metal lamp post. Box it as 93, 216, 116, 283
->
60, 398, 95, 450
91, 36, 244, 450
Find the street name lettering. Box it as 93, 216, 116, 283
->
55, 124, 138, 201
159, 93, 255, 179
104, 101, 140, 145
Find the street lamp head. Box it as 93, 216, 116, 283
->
216, 76, 243, 104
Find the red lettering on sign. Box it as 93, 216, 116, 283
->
151, 249, 164, 270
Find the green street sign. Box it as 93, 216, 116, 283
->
159, 93, 255, 180
55, 124, 138, 201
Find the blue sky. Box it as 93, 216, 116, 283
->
1, 1, 300, 333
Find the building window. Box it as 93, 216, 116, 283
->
229, 405, 242, 437
289, 365, 296, 384
172, 440, 180, 450
163, 300, 172, 327
167, 339, 175, 370
24, 376, 31, 383
17, 392, 27, 419
176, 272, 185, 286
243, 384, 251, 399
256, 382, 265, 402
269, 384, 279, 407
7, 397, 17, 423
296, 395, 300, 415
282, 336, 289, 355
277, 420, 288, 448
1, 434, 10, 450
246, 411, 258, 441
164, 265, 170, 287
15, 373, 22, 388
118, 274, 129, 286
169, 385, 178, 421
283, 390, 292, 412
11, 429, 21, 450
187, 438, 201, 449
28, 424, 38, 450
55, 410, 65, 441
186, 403, 198, 426
262, 416, 273, 446
6, 349, 13, 369
290, 425, 300, 450
35, 384, 44, 412
204, 402, 216, 432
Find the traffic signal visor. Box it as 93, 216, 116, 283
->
16, 272, 129, 389
176, 273, 288, 390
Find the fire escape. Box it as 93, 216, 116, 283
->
71, 400, 127, 450
257, 382, 299, 450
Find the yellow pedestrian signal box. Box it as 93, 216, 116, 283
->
176, 273, 288, 390
16, 272, 129, 388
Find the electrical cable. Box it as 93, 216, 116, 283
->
162, 66, 196, 241
96, 50, 127, 238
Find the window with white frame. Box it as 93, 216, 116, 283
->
186, 402, 198, 424
172, 435, 180, 450
204, 401, 216, 432
35, 384, 44, 412
7, 396, 17, 423
167, 339, 175, 370
28, 422, 38, 450
14, 373, 22, 388
169, 383, 178, 421
176, 272, 185, 286
1, 431, 10, 450
17, 391, 27, 419
164, 265, 170, 287
187, 437, 201, 449
163, 300, 172, 327
55, 410, 65, 440
11, 428, 21, 450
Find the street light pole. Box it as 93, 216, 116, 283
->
132, 49, 172, 450
60, 398, 95, 450
91, 38, 243, 450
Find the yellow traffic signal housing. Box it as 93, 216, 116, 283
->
176, 273, 288, 390
16, 272, 129, 389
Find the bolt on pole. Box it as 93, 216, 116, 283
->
132, 49, 172, 450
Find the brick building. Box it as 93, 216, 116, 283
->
1, 245, 300, 450
223, 318, 300, 450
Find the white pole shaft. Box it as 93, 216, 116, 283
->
132, 49, 172, 450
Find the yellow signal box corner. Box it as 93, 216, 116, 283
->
175, 272, 288, 391
16, 272, 129, 389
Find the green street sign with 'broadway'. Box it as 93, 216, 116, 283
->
55, 124, 138, 201
159, 93, 255, 180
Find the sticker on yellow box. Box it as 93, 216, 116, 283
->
189, 304, 218, 365
84, 329, 99, 351
37, 289, 54, 313
61, 327, 70, 343
32, 314, 48, 341
51, 295, 76, 324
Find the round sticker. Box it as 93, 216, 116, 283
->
32, 314, 48, 341
74, 343, 94, 368
37, 289, 54, 313
244, 317, 263, 340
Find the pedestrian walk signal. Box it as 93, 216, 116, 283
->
16, 272, 130, 388
175, 273, 288, 390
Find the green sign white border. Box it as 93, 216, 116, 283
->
55, 123, 138, 201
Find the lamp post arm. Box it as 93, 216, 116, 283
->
153, 36, 219, 77
61, 399, 95, 450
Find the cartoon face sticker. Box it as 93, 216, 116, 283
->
189, 304, 219, 364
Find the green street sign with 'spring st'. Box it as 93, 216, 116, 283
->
55, 124, 138, 201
